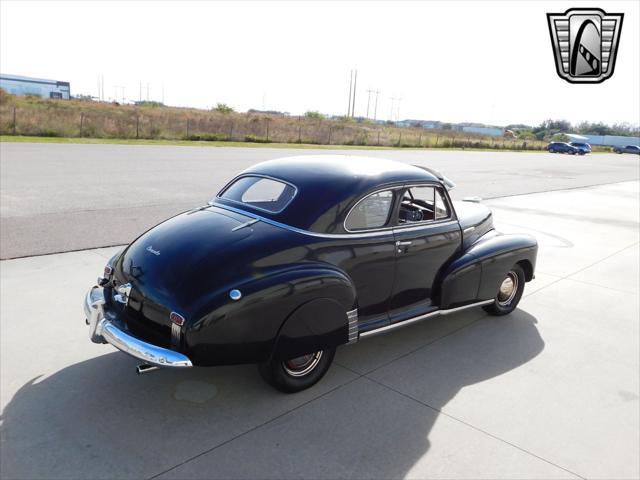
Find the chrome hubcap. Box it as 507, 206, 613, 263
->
497, 271, 518, 306
283, 351, 323, 377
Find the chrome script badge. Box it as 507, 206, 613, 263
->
547, 8, 623, 83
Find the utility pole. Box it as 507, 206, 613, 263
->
366, 89, 373, 119
396, 97, 402, 122
373, 90, 381, 120
389, 97, 399, 121
351, 70, 358, 118
347, 70, 353, 117
146, 83, 150, 101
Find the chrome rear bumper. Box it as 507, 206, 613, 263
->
84, 286, 193, 368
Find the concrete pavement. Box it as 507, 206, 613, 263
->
2, 142, 639, 258
0, 182, 638, 479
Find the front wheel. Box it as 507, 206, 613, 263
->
258, 347, 336, 393
483, 264, 526, 316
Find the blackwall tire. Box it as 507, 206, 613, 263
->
258, 347, 336, 393
483, 264, 526, 316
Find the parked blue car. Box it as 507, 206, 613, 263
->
569, 142, 591, 154
547, 142, 582, 155
613, 145, 640, 155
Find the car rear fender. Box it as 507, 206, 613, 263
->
269, 267, 357, 361
437, 231, 537, 309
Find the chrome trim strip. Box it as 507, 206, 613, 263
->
463, 226, 476, 234
359, 300, 494, 339
213, 203, 458, 239
213, 203, 394, 239
343, 183, 456, 234
231, 218, 259, 232
347, 308, 359, 344
343, 186, 404, 234
84, 286, 193, 368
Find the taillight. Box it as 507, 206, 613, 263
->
98, 264, 114, 286
170, 312, 185, 326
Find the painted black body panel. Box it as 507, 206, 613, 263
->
100, 156, 538, 367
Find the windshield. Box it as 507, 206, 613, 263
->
218, 175, 297, 213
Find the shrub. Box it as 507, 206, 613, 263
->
184, 133, 229, 142
304, 111, 323, 119
34, 129, 60, 137
244, 134, 271, 143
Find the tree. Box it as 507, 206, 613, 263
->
214, 103, 234, 114
304, 111, 323, 119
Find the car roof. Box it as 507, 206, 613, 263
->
220, 155, 441, 232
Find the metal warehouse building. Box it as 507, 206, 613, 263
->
0, 74, 70, 99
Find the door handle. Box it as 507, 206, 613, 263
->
395, 240, 412, 252
395, 240, 412, 246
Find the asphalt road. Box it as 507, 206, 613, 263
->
1, 142, 639, 259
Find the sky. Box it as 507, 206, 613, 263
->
1, 0, 639, 127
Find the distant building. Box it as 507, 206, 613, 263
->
462, 126, 504, 137
0, 74, 70, 99
566, 133, 640, 147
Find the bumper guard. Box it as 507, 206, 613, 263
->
84, 286, 193, 368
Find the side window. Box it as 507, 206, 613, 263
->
434, 188, 450, 220
399, 185, 450, 224
345, 190, 394, 231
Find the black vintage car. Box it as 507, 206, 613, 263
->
84, 156, 537, 392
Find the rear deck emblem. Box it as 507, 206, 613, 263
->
146, 245, 161, 256
547, 8, 623, 83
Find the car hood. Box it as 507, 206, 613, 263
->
115, 206, 293, 317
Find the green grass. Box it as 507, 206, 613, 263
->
0, 135, 554, 153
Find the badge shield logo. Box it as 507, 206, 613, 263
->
547, 8, 623, 83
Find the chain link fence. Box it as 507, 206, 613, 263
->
0, 98, 549, 151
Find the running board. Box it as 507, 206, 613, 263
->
358, 299, 494, 339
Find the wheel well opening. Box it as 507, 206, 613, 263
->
517, 260, 533, 281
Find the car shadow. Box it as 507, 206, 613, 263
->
0, 309, 544, 479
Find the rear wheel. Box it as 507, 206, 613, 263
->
258, 347, 336, 393
483, 265, 526, 316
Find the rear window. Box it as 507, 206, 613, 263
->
219, 176, 296, 213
